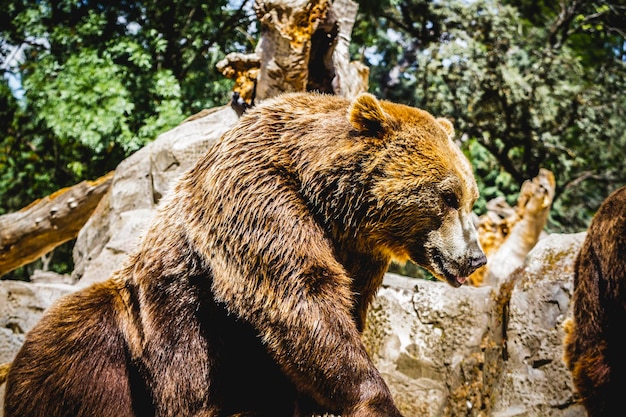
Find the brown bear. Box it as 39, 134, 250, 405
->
563, 185, 626, 417
4, 92, 486, 417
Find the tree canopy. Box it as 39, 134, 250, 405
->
0, 0, 255, 214
1, 0, 625, 278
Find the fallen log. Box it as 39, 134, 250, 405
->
0, 171, 114, 277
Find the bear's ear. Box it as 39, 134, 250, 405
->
436, 117, 455, 140
348, 93, 389, 137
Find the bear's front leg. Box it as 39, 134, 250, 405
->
272, 293, 401, 417
210, 260, 403, 417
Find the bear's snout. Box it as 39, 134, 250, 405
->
469, 252, 488, 270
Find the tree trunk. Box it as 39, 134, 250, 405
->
217, 0, 368, 106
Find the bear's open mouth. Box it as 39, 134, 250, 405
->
432, 252, 467, 288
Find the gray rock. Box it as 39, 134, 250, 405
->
360, 232, 587, 416
491, 233, 586, 417
365, 274, 496, 416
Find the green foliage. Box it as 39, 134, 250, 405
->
28, 50, 134, 154
1, 0, 255, 191
466, 138, 518, 214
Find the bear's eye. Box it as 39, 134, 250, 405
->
442, 192, 459, 209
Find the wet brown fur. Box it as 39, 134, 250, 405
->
4, 92, 481, 417
563, 185, 626, 417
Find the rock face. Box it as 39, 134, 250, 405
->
362, 233, 586, 417
0, 108, 587, 416
492, 233, 585, 416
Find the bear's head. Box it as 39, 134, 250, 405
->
349, 93, 486, 287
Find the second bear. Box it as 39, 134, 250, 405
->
564, 185, 626, 417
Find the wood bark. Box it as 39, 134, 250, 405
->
0, 171, 114, 277
468, 168, 556, 286
217, 0, 368, 105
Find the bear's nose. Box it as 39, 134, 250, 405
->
470, 253, 488, 269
